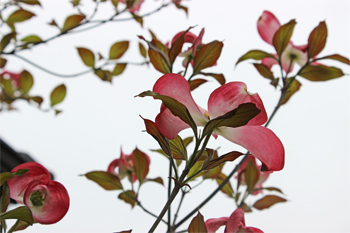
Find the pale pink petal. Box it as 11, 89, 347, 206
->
217, 126, 284, 171
171, 31, 197, 45
261, 56, 279, 69
156, 108, 190, 139
192, 28, 204, 56
153, 74, 208, 139
8, 162, 51, 204
257, 11, 281, 45
205, 217, 228, 233
23, 180, 69, 224
208, 82, 267, 126
224, 208, 246, 233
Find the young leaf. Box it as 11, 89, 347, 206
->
94, 69, 112, 82
0, 57, 7, 68
168, 27, 193, 65
136, 91, 197, 136
245, 159, 259, 194
132, 148, 149, 184
6, 9, 35, 23
199, 72, 226, 85
0, 206, 33, 225
50, 84, 66, 107
146, 39, 171, 74
189, 79, 207, 91
253, 195, 287, 210
0, 77, 14, 96
29, 96, 43, 107
202, 151, 243, 171
139, 42, 147, 58
202, 103, 260, 137
281, 78, 301, 105
20, 35, 42, 44
84, 171, 123, 190
169, 136, 187, 160
19, 70, 34, 94
118, 190, 136, 208
273, 19, 296, 57
109, 41, 129, 60
215, 173, 234, 197
144, 177, 164, 186
318, 54, 350, 65
307, 21, 327, 59
0, 32, 16, 52
111, 0, 119, 7
188, 211, 207, 233
112, 63, 127, 76
236, 50, 275, 65
298, 65, 344, 81
61, 14, 85, 32
193, 41, 223, 75
187, 161, 203, 181
253, 63, 274, 80
77, 47, 95, 68
131, 13, 143, 27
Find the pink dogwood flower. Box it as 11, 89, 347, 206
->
120, 0, 144, 13
1, 70, 20, 88
205, 208, 263, 233
257, 11, 307, 72
107, 148, 150, 183
153, 73, 284, 171
236, 155, 271, 195
7, 162, 70, 224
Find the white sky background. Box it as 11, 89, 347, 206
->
1, 0, 350, 232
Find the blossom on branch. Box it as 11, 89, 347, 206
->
7, 162, 69, 224
1, 70, 20, 89
153, 73, 284, 171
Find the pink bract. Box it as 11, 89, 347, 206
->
1, 70, 21, 88
7, 162, 70, 224
153, 73, 284, 171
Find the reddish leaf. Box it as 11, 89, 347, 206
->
118, 190, 136, 208
144, 177, 164, 186
169, 27, 193, 65
109, 41, 129, 60
29, 96, 43, 106
84, 171, 123, 190
0, 57, 7, 68
236, 50, 275, 65
202, 151, 243, 171
94, 69, 112, 82
61, 14, 85, 32
188, 211, 207, 233
240, 202, 253, 213
6, 9, 35, 23
147, 39, 171, 74
0, 32, 16, 52
112, 63, 127, 76
77, 47, 95, 68
1, 182, 10, 213
189, 79, 207, 91
132, 148, 150, 184
19, 70, 34, 94
319, 54, 350, 65
263, 187, 284, 194
299, 65, 344, 81
139, 42, 147, 58
111, 0, 119, 7
253, 195, 287, 210
253, 63, 274, 80
273, 20, 296, 57
50, 84, 66, 107
18, 0, 41, 6
202, 164, 222, 179
193, 41, 223, 75
307, 21, 327, 59
199, 72, 226, 85
174, 3, 188, 15
215, 173, 234, 197
131, 13, 143, 27
281, 78, 301, 105
48, 19, 58, 27
245, 159, 259, 194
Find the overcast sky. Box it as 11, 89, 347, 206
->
1, 0, 350, 232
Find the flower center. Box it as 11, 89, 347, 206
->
30, 190, 46, 206
204, 111, 210, 120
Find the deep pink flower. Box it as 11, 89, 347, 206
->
236, 155, 271, 195
205, 208, 263, 233
7, 162, 69, 224
107, 148, 150, 183
120, 0, 144, 13
257, 11, 307, 72
153, 73, 284, 171
1, 71, 20, 88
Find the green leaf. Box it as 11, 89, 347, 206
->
29, 96, 43, 107
19, 70, 34, 94
202, 151, 243, 171
188, 211, 207, 233
118, 190, 136, 208
0, 77, 14, 96
94, 69, 112, 82
18, 0, 41, 6
189, 79, 207, 91
263, 187, 284, 194
298, 65, 345, 81
245, 159, 259, 194
273, 19, 296, 57
187, 161, 203, 181
132, 148, 149, 184
240, 202, 253, 213
168, 27, 193, 65
202, 163, 222, 179
1, 182, 10, 213
139, 42, 147, 58
61, 14, 85, 32
193, 41, 223, 75
202, 103, 260, 138
199, 72, 225, 85
70, 0, 81, 7
144, 177, 164, 186
318, 54, 350, 65
0, 32, 16, 52
236, 50, 275, 65
112, 63, 127, 76
77, 47, 95, 68
111, 0, 119, 7
6, 9, 35, 24
137, 91, 197, 136
141, 117, 172, 158
307, 21, 327, 59
0, 206, 33, 225
169, 135, 187, 160
143, 38, 171, 74
131, 13, 143, 27
8, 219, 31, 233
215, 173, 234, 197
0, 57, 7, 68
50, 84, 66, 107
109, 41, 129, 60
280, 78, 301, 105
0, 169, 28, 186
84, 171, 123, 190
253, 63, 274, 80
253, 195, 287, 210
20, 35, 42, 44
